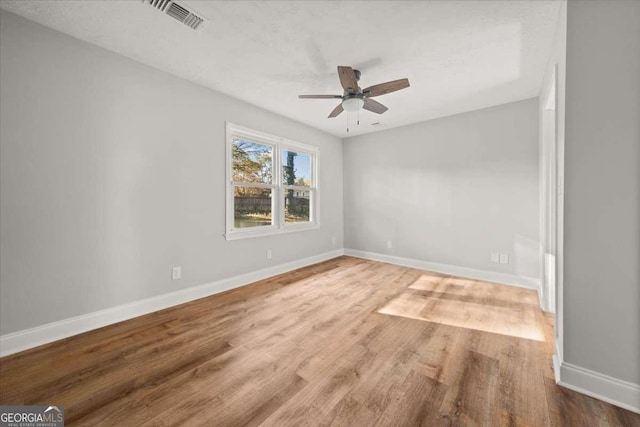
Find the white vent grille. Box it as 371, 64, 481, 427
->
148, 0, 171, 12
144, 0, 204, 30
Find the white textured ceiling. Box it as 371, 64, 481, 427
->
0, 0, 561, 138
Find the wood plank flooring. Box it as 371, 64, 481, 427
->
1, 256, 638, 426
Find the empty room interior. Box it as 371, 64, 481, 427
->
0, 0, 639, 425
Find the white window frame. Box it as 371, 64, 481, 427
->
225, 122, 319, 240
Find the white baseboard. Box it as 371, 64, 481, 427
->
344, 249, 541, 292
557, 362, 640, 414
552, 329, 638, 413
0, 249, 345, 358
553, 341, 563, 383
553, 354, 562, 381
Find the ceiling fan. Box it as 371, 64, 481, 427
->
299, 66, 410, 118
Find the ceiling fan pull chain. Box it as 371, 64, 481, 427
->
347, 112, 350, 133
357, 109, 360, 126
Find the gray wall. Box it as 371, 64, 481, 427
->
0, 11, 343, 335
564, 0, 640, 385
343, 99, 540, 280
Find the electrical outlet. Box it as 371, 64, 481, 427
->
499, 253, 509, 264
266, 249, 273, 260
491, 253, 500, 263
387, 240, 393, 249
332, 236, 336, 245
172, 266, 182, 280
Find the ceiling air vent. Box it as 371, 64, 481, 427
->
144, 0, 204, 30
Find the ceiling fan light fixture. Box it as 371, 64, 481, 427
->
342, 97, 364, 112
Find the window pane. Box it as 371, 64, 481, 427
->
234, 186, 272, 228
232, 139, 273, 184
282, 150, 312, 187
284, 189, 310, 223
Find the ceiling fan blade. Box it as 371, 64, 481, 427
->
328, 103, 344, 118
363, 98, 388, 114
363, 78, 410, 97
337, 66, 359, 92
299, 95, 343, 99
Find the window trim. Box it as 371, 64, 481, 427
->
225, 122, 319, 240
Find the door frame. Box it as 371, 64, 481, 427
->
541, 66, 558, 314
540, 64, 564, 360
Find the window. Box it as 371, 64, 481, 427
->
226, 123, 318, 240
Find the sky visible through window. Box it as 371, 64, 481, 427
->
232, 139, 272, 184
282, 150, 311, 186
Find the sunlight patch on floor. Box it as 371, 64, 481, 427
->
409, 275, 470, 295
378, 285, 545, 342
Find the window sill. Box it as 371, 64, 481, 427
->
225, 222, 319, 241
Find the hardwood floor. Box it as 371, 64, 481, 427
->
1, 256, 638, 426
